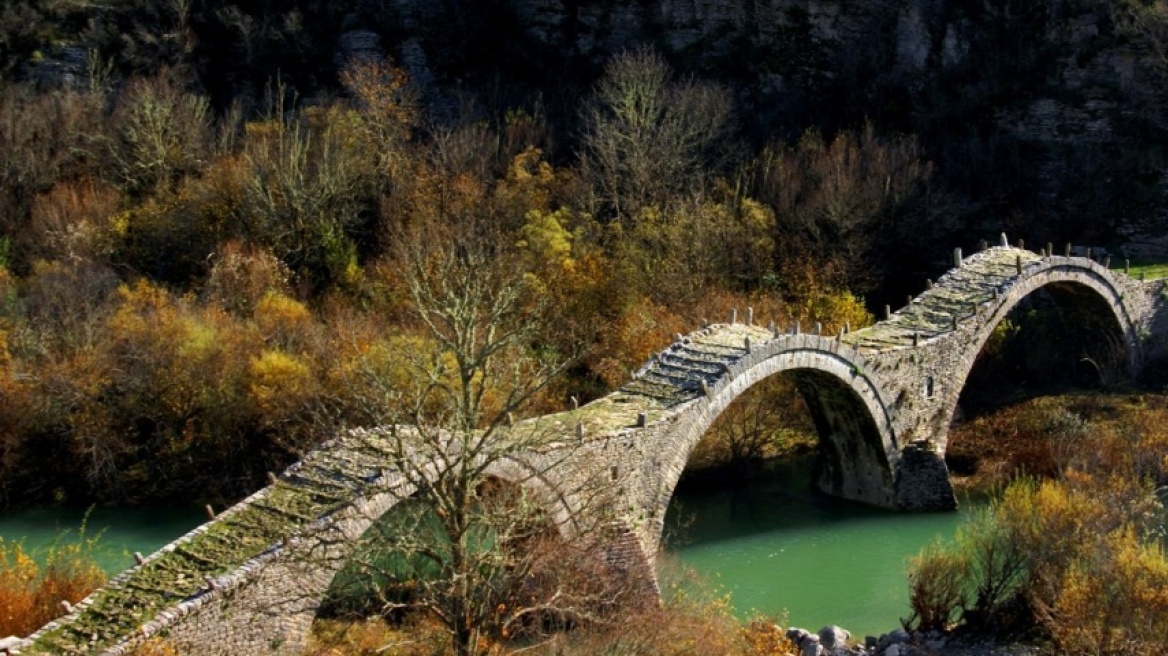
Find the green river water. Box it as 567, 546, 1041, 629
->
0, 505, 204, 576
663, 458, 973, 638
0, 459, 972, 639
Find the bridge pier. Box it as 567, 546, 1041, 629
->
892, 442, 958, 511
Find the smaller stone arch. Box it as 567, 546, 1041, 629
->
102, 434, 594, 656
314, 450, 587, 596
936, 256, 1140, 454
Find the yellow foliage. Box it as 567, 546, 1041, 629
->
519, 208, 574, 271
1052, 529, 1168, 655
108, 282, 242, 419
326, 331, 461, 421
307, 617, 445, 656
254, 292, 312, 339
109, 210, 131, 237
742, 620, 799, 656
508, 146, 555, 186
799, 288, 873, 333
907, 540, 970, 632
495, 147, 559, 218
248, 349, 314, 423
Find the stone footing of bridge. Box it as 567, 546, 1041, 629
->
892, 443, 958, 511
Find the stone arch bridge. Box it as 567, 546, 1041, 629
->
15, 243, 1168, 655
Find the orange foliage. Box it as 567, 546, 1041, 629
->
27, 179, 122, 262
589, 301, 686, 388
0, 538, 105, 638
909, 395, 1168, 650
204, 241, 293, 316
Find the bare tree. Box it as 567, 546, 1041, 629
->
580, 47, 733, 222
318, 217, 624, 655
107, 73, 212, 194
236, 93, 375, 288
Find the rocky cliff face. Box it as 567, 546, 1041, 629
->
376, 0, 1148, 140
358, 0, 1165, 254
480, 0, 1160, 255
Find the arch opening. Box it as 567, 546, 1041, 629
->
313, 475, 622, 648
958, 281, 1129, 418
668, 367, 894, 507
663, 365, 896, 551
677, 376, 817, 488
946, 279, 1131, 480
658, 365, 928, 635
790, 368, 896, 503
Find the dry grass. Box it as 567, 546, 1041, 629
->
945, 394, 1134, 491
306, 616, 449, 656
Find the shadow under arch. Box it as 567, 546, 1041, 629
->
306, 448, 635, 647
318, 473, 562, 619
938, 264, 1138, 454
643, 340, 901, 553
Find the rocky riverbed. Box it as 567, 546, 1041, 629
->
786, 625, 1042, 656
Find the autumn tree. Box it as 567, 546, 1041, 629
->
746, 124, 948, 296
106, 72, 212, 195
236, 101, 377, 291
317, 216, 621, 655
339, 54, 416, 181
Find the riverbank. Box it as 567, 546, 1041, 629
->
782, 624, 1044, 656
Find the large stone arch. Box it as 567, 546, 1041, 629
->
936, 257, 1140, 453
638, 335, 900, 553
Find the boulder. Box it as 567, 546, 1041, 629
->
818, 625, 851, 650
798, 631, 822, 656
888, 628, 912, 644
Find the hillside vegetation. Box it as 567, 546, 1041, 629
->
0, 0, 1167, 509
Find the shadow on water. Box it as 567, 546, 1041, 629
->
664, 456, 928, 551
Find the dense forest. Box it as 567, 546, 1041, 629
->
2, 0, 1168, 509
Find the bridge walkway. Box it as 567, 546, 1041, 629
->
23, 432, 402, 654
